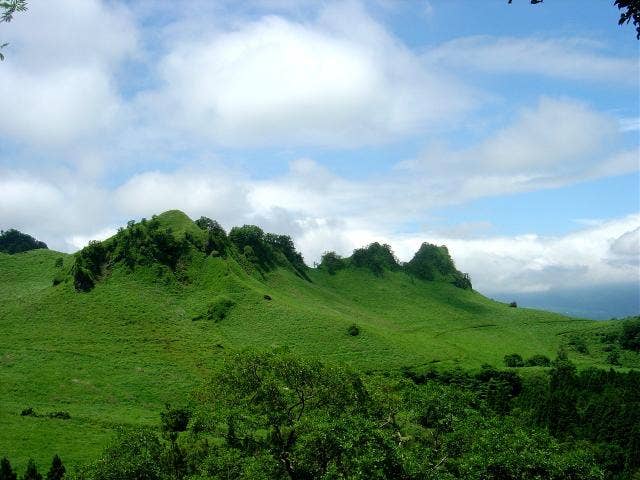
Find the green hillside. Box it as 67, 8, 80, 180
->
0, 211, 636, 472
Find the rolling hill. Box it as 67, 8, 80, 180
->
0, 210, 635, 471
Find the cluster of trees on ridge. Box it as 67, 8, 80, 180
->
0, 229, 47, 254
319, 242, 471, 289
48, 215, 470, 292
21, 348, 636, 480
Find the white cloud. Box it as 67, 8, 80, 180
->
427, 36, 640, 86
0, 0, 137, 147
143, 3, 477, 147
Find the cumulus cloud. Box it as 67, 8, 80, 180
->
0, 0, 137, 147
427, 36, 640, 86
142, 2, 477, 147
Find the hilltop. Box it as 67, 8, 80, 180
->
0, 210, 637, 471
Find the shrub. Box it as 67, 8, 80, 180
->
351, 242, 398, 276
504, 353, 525, 368
160, 404, 191, 433
194, 297, 236, 323
620, 318, 640, 352
319, 251, 346, 275
47, 411, 71, 420
406, 243, 456, 281
607, 350, 621, 366
509, 301, 518, 308
525, 354, 551, 367
347, 324, 360, 336
568, 335, 589, 354
20, 407, 36, 417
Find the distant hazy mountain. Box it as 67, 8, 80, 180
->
491, 282, 640, 320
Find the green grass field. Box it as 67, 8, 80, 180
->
0, 211, 635, 472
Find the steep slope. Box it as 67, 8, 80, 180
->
0, 211, 633, 470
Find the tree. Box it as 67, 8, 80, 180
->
615, 0, 640, 39
45, 456, 64, 480
0, 229, 47, 254
21, 460, 41, 480
508, 0, 640, 39
0, 458, 17, 480
0, 0, 27, 60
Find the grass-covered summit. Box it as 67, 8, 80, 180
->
0, 210, 637, 471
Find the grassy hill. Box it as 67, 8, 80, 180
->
0, 210, 635, 471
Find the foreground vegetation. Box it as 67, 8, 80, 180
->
0, 211, 638, 478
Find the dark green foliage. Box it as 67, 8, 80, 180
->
0, 458, 17, 480
209, 296, 236, 322
195, 216, 228, 257
0, 229, 47, 254
504, 353, 525, 367
319, 251, 346, 274
526, 354, 551, 367
509, 301, 518, 308
193, 296, 235, 322
229, 225, 272, 268
615, 0, 640, 39
71, 241, 107, 292
607, 349, 621, 365
229, 226, 308, 279
45, 455, 64, 480
47, 411, 70, 420
54, 257, 63, 268
405, 243, 472, 289
160, 405, 190, 434
21, 460, 41, 480
351, 242, 399, 276
89, 429, 166, 480
347, 323, 360, 336
620, 317, 640, 351
265, 233, 308, 278
20, 407, 35, 417
71, 217, 192, 291
568, 335, 589, 354
77, 350, 624, 479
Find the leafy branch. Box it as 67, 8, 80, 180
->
0, 0, 27, 61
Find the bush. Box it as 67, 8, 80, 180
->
319, 251, 346, 275
20, 407, 36, 417
509, 301, 518, 308
607, 350, 621, 366
347, 324, 360, 336
620, 318, 640, 352
525, 354, 551, 367
351, 242, 398, 276
504, 353, 525, 368
160, 404, 191, 433
47, 411, 71, 420
194, 297, 236, 323
568, 335, 589, 354
405, 243, 456, 281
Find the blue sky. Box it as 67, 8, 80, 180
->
0, 0, 638, 299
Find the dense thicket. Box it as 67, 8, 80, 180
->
405, 243, 472, 289
350, 242, 399, 277
67, 215, 310, 291
66, 349, 640, 480
0, 229, 47, 254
